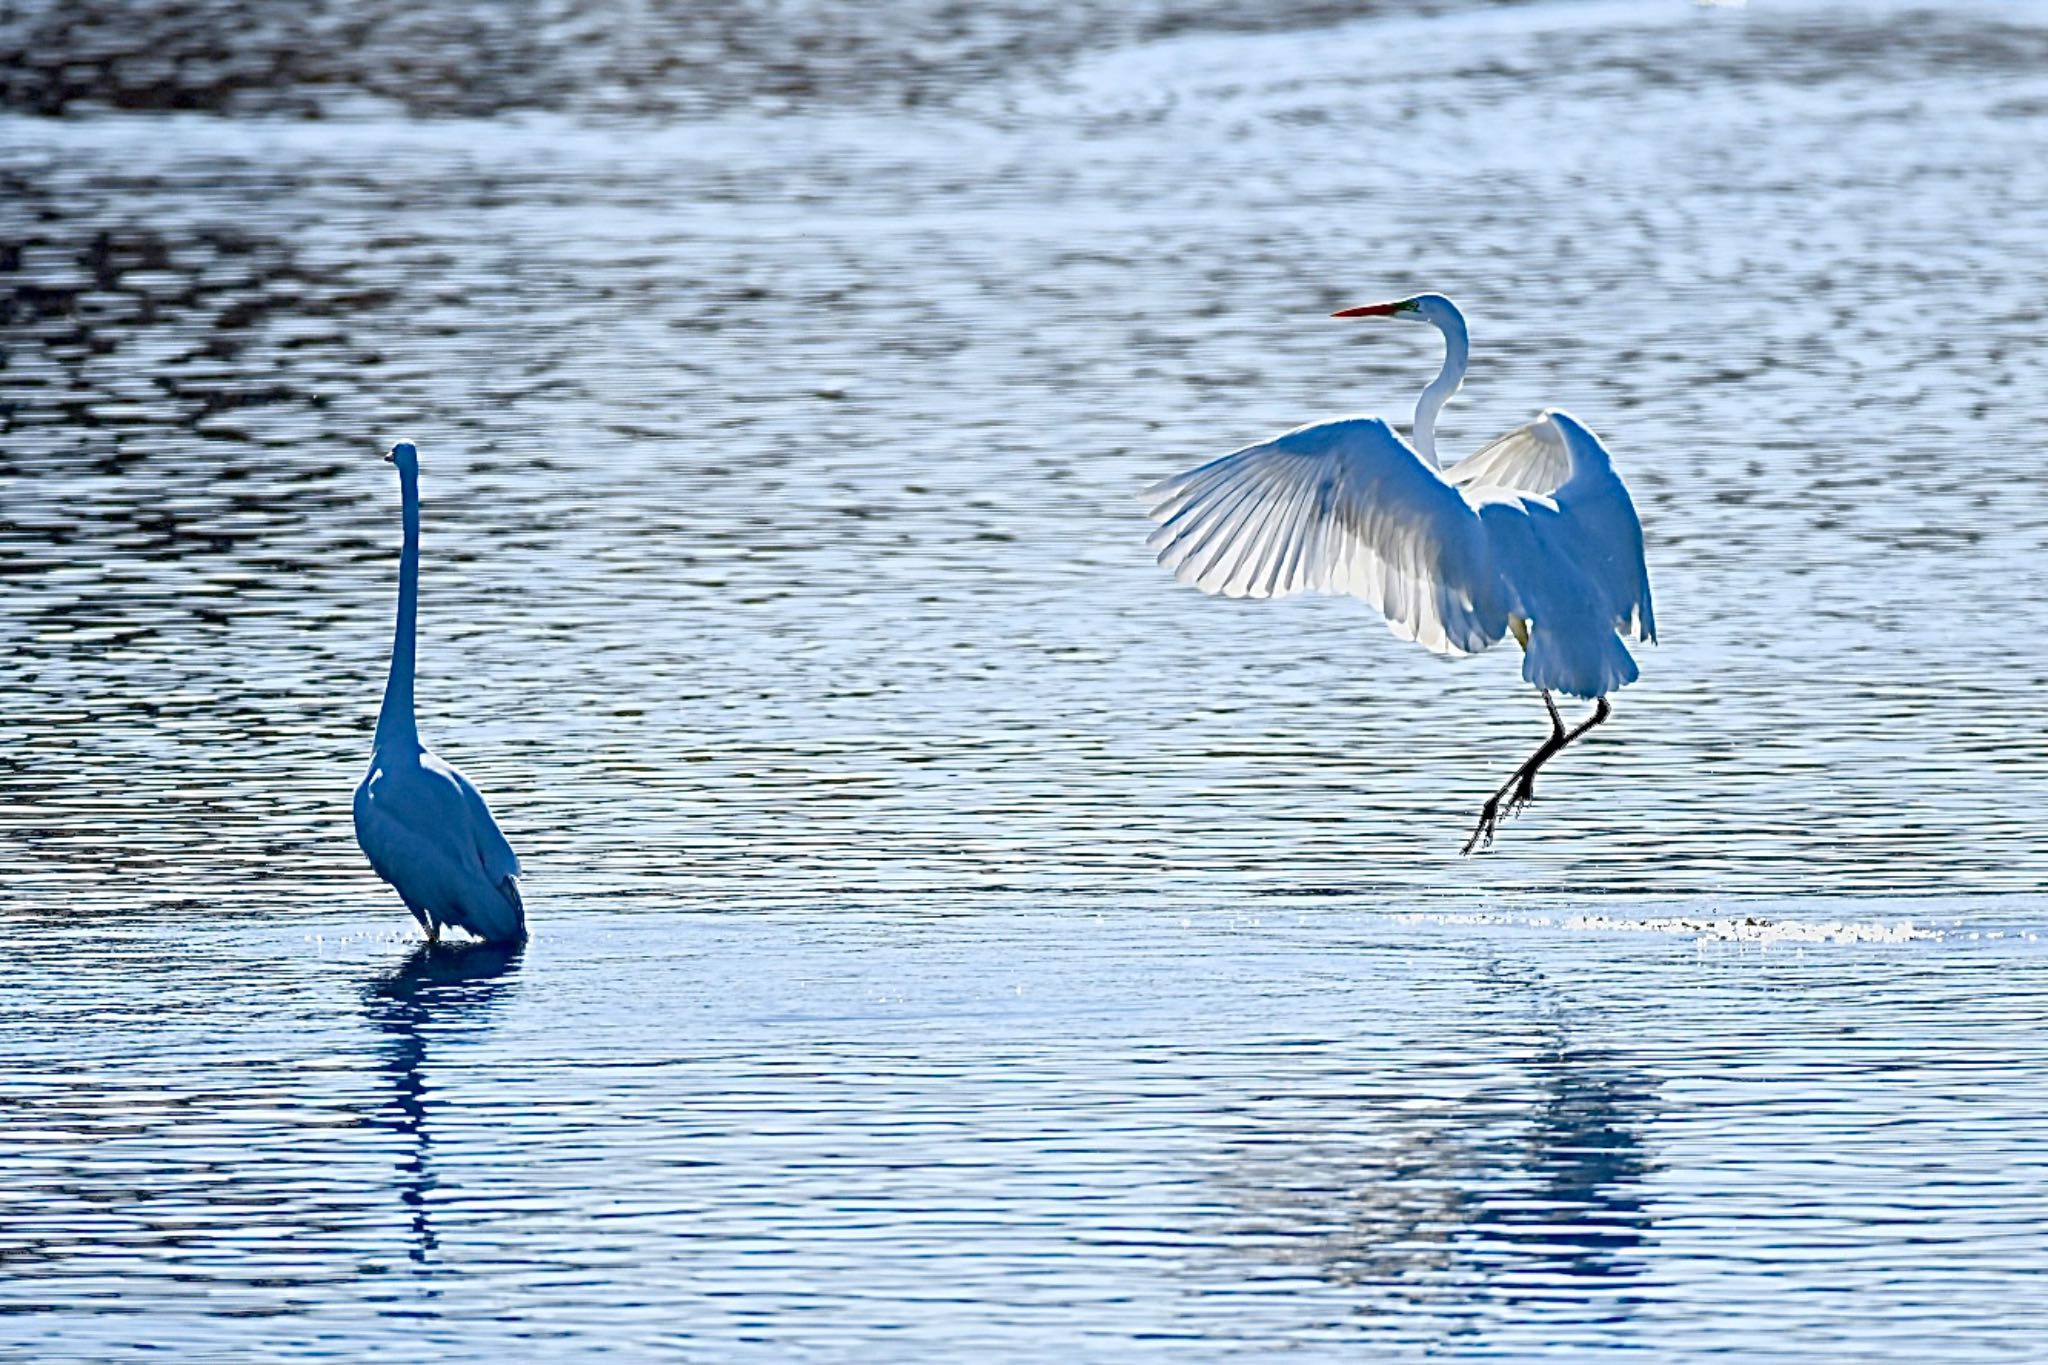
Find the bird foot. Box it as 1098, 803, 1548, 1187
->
1461, 797, 1503, 856
1466, 775, 1542, 854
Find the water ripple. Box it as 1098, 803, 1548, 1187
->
5, 0, 2048, 1357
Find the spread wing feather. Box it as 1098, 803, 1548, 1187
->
1444, 419, 1573, 499
1447, 410, 1656, 645
1144, 417, 1508, 656
1543, 410, 1657, 644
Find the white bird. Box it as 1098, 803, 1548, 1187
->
1142, 294, 1655, 852
354, 442, 526, 942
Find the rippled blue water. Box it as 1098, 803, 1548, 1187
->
5, 0, 2048, 1358
7, 905, 2048, 1360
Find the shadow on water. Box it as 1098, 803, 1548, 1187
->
360, 941, 523, 1273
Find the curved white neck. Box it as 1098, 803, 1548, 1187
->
1412, 307, 1470, 468
374, 467, 421, 751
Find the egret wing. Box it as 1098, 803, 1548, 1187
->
353, 778, 422, 904
1444, 418, 1572, 499
356, 791, 468, 888
433, 755, 522, 883
1544, 410, 1656, 644
1450, 410, 1655, 644
1144, 416, 1507, 655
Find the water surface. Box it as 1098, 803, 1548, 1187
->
4, 0, 2048, 1357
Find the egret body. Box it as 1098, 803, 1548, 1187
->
353, 442, 526, 941
1142, 294, 1655, 851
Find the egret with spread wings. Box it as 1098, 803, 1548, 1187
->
1142, 294, 1654, 852
354, 442, 527, 942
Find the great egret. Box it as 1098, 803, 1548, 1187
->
1142, 294, 1654, 852
353, 442, 526, 942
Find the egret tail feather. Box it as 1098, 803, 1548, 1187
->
1521, 621, 1637, 700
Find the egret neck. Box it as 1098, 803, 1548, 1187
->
374, 462, 421, 753
1410, 298, 1470, 468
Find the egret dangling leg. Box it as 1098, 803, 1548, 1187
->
1511, 693, 1612, 806
1463, 694, 1614, 855
1510, 696, 1568, 804
1464, 691, 1565, 855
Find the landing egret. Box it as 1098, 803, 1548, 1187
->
353, 442, 526, 941
1142, 294, 1655, 852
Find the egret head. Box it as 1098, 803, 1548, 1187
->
383, 441, 420, 473
1332, 292, 1461, 330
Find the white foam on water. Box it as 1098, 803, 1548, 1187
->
1559, 913, 1941, 945
1398, 910, 1946, 945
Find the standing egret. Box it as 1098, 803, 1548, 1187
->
354, 442, 526, 942
1142, 294, 1654, 852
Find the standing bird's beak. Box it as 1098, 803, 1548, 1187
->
1331, 299, 1412, 318
382, 447, 396, 463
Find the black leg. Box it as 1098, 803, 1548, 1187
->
1462, 695, 1612, 854
1463, 691, 1566, 855
1510, 696, 1610, 809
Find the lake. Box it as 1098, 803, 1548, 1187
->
4, 0, 2048, 1358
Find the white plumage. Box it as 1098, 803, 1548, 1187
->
354, 442, 526, 943
1145, 405, 1652, 699
1147, 415, 1502, 656
1141, 293, 1655, 849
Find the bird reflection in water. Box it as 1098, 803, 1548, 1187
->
1482, 1043, 1656, 1276
361, 941, 524, 1273
1213, 1031, 1657, 1329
